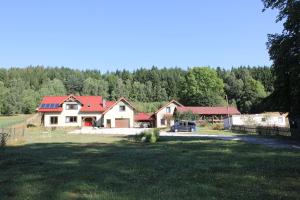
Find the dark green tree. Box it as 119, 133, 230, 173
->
262, 0, 300, 114
0, 81, 8, 114
180, 67, 226, 106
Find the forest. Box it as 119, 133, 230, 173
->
0, 65, 273, 115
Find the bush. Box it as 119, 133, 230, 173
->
1, 133, 8, 148
135, 129, 160, 143
26, 123, 36, 128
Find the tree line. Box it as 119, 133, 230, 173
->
0, 65, 273, 115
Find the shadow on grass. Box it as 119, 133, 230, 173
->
0, 138, 300, 200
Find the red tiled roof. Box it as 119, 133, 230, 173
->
135, 112, 153, 121
177, 106, 240, 115
78, 96, 104, 112
102, 97, 136, 114
37, 95, 138, 113
40, 96, 68, 104
154, 100, 183, 114
105, 101, 115, 108
38, 95, 108, 113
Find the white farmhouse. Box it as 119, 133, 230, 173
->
38, 95, 135, 128
154, 100, 183, 128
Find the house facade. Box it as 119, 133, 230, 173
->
38, 95, 135, 128
224, 113, 288, 129
154, 100, 183, 128
152, 100, 240, 128
38, 96, 241, 128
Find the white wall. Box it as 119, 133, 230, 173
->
156, 103, 177, 128
43, 102, 102, 127
224, 114, 287, 129
103, 101, 134, 128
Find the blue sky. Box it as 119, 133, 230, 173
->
0, 0, 282, 71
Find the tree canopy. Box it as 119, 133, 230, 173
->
262, 0, 300, 115
0, 65, 271, 115
181, 67, 226, 106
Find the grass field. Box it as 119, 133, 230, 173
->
0, 115, 30, 128
1, 130, 299, 200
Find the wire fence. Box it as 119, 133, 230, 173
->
231, 125, 291, 137
0, 127, 26, 148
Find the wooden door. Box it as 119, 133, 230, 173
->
106, 119, 111, 128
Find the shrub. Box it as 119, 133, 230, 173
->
0, 133, 8, 148
153, 128, 160, 139
135, 129, 160, 143
26, 123, 36, 128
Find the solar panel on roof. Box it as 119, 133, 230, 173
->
40, 103, 60, 109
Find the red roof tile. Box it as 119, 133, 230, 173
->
38, 108, 63, 112
177, 106, 240, 115
102, 97, 136, 114
38, 95, 106, 113
37, 95, 137, 113
78, 96, 104, 112
135, 112, 153, 121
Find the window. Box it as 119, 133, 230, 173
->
262, 117, 266, 122
161, 119, 166, 125
50, 116, 58, 125
119, 105, 126, 111
166, 107, 171, 113
66, 104, 78, 110
66, 116, 77, 123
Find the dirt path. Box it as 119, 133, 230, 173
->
214, 135, 300, 150
160, 132, 300, 150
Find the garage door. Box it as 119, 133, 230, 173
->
115, 118, 130, 128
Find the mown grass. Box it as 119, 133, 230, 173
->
0, 131, 299, 200
0, 115, 29, 128
196, 127, 240, 136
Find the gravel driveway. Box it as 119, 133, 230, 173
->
69, 127, 150, 135
69, 128, 300, 150
160, 131, 300, 150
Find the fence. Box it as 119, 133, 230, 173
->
231, 125, 291, 137
0, 127, 26, 148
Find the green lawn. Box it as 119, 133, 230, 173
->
196, 127, 240, 136
0, 131, 299, 200
0, 115, 29, 128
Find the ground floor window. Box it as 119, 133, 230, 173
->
66, 116, 77, 123
161, 119, 165, 125
50, 116, 58, 125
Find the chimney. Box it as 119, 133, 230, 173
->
103, 99, 106, 108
